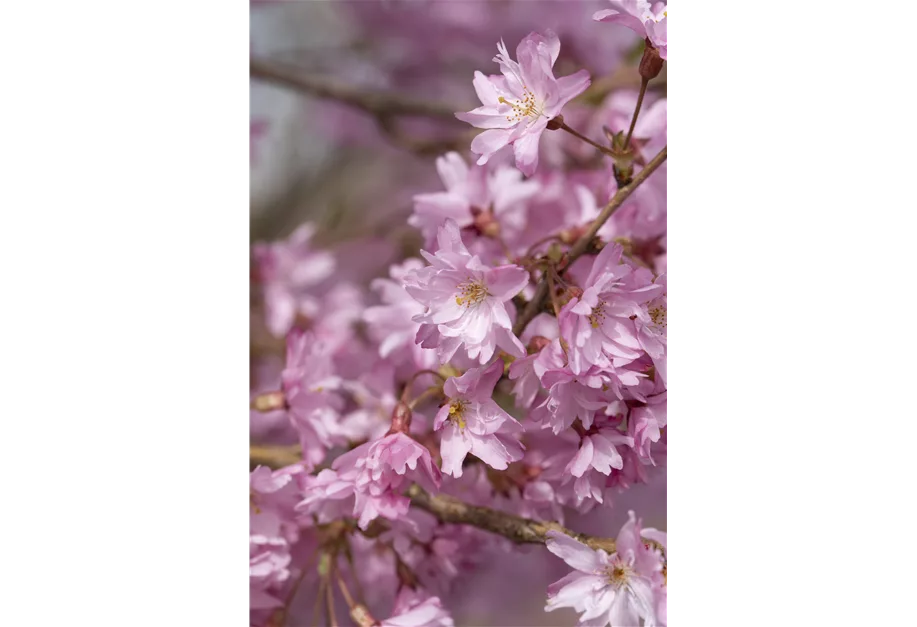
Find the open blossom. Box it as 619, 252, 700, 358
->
434, 361, 525, 477
281, 329, 345, 470
628, 392, 666, 463
410, 152, 539, 245
404, 220, 528, 364
565, 423, 635, 505
456, 30, 591, 176
531, 338, 611, 433
635, 273, 667, 384
559, 242, 663, 377
377, 587, 454, 627
252, 223, 335, 337
332, 432, 442, 529
594, 1, 668, 60
364, 259, 438, 371
545, 511, 664, 627
250, 466, 302, 614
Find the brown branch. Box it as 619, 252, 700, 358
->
406, 485, 616, 553
512, 145, 667, 336
250, 443, 301, 470
250, 57, 461, 120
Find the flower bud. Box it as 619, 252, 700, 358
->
638, 40, 664, 80
473, 209, 501, 238
528, 335, 551, 354
388, 401, 413, 434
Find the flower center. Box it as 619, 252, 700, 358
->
589, 300, 607, 328
448, 399, 468, 429
605, 558, 634, 588
498, 87, 545, 125
648, 304, 666, 331
455, 278, 489, 308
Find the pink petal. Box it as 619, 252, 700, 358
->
545, 531, 606, 572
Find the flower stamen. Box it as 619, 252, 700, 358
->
589, 301, 607, 328
498, 87, 546, 126
455, 278, 490, 307
448, 399, 468, 429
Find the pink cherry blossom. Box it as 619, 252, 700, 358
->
332, 432, 442, 529
635, 273, 667, 384
252, 223, 336, 337
250, 465, 302, 615
339, 362, 400, 442
404, 220, 528, 364
281, 329, 345, 470
378, 587, 455, 627
545, 511, 664, 626
456, 30, 591, 176
594, 1, 668, 60
364, 259, 438, 371
410, 152, 539, 245
295, 468, 355, 524
434, 361, 525, 477
558, 242, 663, 378
565, 423, 635, 505
531, 338, 611, 433
628, 392, 666, 463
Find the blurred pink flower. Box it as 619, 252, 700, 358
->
281, 329, 345, 470
410, 152, 539, 245
456, 30, 591, 176
434, 361, 525, 477
364, 259, 438, 371
378, 587, 454, 627
594, 1, 668, 59
252, 223, 335, 337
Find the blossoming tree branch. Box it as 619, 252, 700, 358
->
251, 3, 667, 626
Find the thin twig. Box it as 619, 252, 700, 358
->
624, 77, 649, 148
559, 122, 615, 157
312, 576, 328, 627
523, 234, 563, 259
408, 386, 444, 410
250, 57, 460, 120
512, 145, 667, 336
325, 571, 339, 627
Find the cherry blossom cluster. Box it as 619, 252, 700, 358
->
251, 3, 666, 626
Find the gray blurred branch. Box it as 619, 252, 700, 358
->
250, 57, 462, 120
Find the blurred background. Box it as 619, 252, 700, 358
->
251, 2, 665, 625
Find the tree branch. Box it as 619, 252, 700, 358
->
250, 57, 461, 120
512, 145, 667, 336
250, 443, 301, 470
406, 485, 617, 553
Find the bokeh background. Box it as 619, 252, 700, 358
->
250, 2, 666, 624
